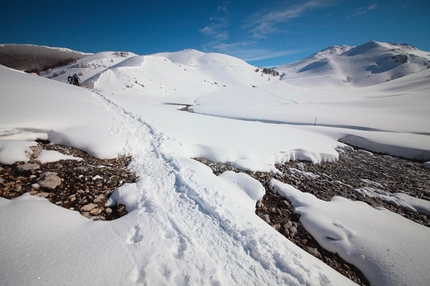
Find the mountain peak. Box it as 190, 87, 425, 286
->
277, 40, 430, 87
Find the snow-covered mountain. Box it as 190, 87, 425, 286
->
39, 41, 430, 155
1, 41, 430, 285
277, 41, 430, 87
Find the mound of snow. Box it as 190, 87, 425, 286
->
272, 179, 430, 286
0, 140, 37, 164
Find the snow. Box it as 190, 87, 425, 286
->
218, 171, 265, 211
0, 140, 37, 164
271, 180, 430, 286
0, 41, 429, 285
354, 187, 430, 216
36, 150, 82, 163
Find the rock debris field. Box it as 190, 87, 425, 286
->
0, 142, 137, 221
1, 141, 429, 285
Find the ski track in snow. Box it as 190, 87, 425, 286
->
86, 90, 346, 285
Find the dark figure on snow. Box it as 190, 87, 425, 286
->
67, 75, 73, 84
72, 73, 81, 86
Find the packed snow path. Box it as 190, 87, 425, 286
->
83, 90, 354, 285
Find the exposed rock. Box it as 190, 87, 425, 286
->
305, 246, 322, 259
80, 203, 98, 212
15, 163, 40, 175
30, 144, 43, 159
90, 208, 103, 216
38, 172, 61, 190
35, 192, 50, 198
93, 195, 105, 204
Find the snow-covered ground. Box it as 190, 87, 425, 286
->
1, 41, 429, 285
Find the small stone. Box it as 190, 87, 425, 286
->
38, 172, 61, 190
305, 247, 322, 259
80, 203, 98, 212
118, 204, 126, 213
31, 183, 40, 189
256, 200, 263, 208
90, 208, 102, 215
105, 207, 113, 214
284, 221, 293, 229
93, 195, 105, 204
272, 223, 281, 231
80, 212, 91, 219
35, 192, 49, 198
295, 163, 305, 171
263, 214, 271, 223
289, 226, 298, 236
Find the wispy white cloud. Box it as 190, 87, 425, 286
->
200, 1, 313, 64
350, 3, 378, 17
199, 1, 231, 40
245, 0, 334, 38
211, 41, 304, 63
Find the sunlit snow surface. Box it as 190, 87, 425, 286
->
1, 42, 430, 285
272, 180, 430, 285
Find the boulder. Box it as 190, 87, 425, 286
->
38, 172, 61, 190
15, 163, 40, 175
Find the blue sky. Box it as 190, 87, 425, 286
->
1, 0, 429, 67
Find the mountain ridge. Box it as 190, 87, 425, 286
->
2, 41, 429, 89
276, 40, 430, 87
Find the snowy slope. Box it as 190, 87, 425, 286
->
1, 41, 430, 285
277, 41, 430, 87
0, 65, 356, 285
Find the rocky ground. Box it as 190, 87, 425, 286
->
0, 141, 137, 220
1, 142, 429, 285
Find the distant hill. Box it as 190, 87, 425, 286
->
0, 44, 90, 74
15, 40, 430, 89
276, 41, 430, 87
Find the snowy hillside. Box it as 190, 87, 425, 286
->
277, 41, 430, 87
1, 41, 430, 285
